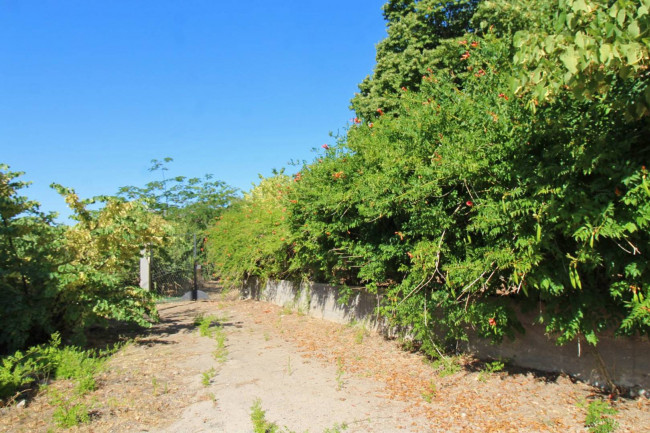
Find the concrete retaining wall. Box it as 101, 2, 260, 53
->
241, 279, 650, 390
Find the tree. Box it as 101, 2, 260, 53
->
510, 0, 649, 119
0, 165, 63, 352
118, 158, 239, 235
351, 0, 481, 120
118, 158, 239, 279
207, 173, 294, 287
208, 0, 650, 348
0, 164, 169, 354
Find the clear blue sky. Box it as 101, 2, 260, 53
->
1, 0, 387, 221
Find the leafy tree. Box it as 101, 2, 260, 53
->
53, 185, 169, 334
118, 157, 238, 234
209, 0, 650, 349
1, 165, 64, 352
510, 0, 650, 119
118, 158, 239, 281
0, 164, 169, 354
207, 173, 294, 287
351, 0, 481, 120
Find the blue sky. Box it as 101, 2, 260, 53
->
1, 0, 387, 221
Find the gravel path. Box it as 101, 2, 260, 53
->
2, 292, 648, 432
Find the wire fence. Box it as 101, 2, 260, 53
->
144, 233, 216, 300
150, 258, 194, 298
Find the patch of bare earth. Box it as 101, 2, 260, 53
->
1, 292, 648, 432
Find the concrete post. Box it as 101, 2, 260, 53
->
139, 248, 151, 291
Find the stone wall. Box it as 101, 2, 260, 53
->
241, 279, 650, 390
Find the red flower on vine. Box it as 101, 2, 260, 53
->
466, 200, 473, 207
498, 93, 509, 100
322, 144, 330, 149
460, 52, 470, 60
471, 41, 479, 48
488, 317, 497, 327
377, 108, 384, 116
458, 40, 467, 45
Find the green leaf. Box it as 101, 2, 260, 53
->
544, 35, 556, 53
599, 43, 613, 63
617, 8, 626, 27
571, 0, 589, 13
628, 20, 641, 38
560, 47, 579, 74
622, 43, 643, 64
513, 32, 526, 48
556, 11, 568, 32
584, 331, 598, 345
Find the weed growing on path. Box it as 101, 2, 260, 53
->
202, 368, 216, 387
579, 398, 619, 433
194, 313, 229, 363
421, 381, 437, 403
251, 398, 280, 433
354, 328, 367, 344
335, 358, 345, 391
195, 314, 223, 338
286, 356, 293, 376
323, 423, 348, 433
151, 377, 168, 395
213, 326, 228, 363
431, 355, 462, 378
478, 360, 505, 382
251, 398, 348, 433
49, 389, 91, 428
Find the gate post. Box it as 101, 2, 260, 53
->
140, 248, 152, 291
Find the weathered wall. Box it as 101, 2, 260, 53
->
241, 279, 650, 390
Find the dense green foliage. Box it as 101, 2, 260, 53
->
0, 332, 116, 401
208, 0, 650, 349
208, 174, 294, 286
1, 165, 168, 354
118, 157, 238, 235
119, 158, 239, 282
351, 0, 481, 119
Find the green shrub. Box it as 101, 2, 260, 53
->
584, 399, 619, 433
207, 174, 294, 288
1, 165, 168, 354
50, 389, 91, 428
205, 0, 650, 350
0, 333, 115, 401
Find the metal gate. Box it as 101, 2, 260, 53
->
140, 234, 214, 301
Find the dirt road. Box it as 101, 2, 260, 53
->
2, 293, 649, 432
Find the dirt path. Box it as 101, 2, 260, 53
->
2, 294, 649, 432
